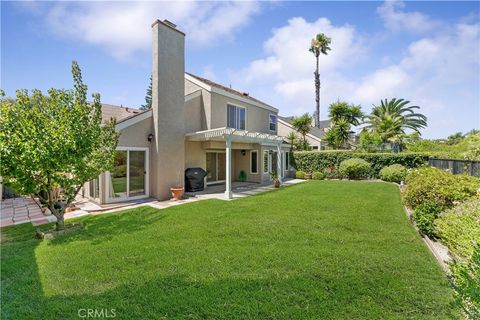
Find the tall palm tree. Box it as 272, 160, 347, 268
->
364, 98, 427, 151
309, 33, 331, 128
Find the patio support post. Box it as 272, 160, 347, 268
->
225, 137, 233, 199
276, 144, 283, 183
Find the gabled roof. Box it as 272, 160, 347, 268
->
278, 116, 331, 140
101, 103, 142, 123
185, 72, 277, 112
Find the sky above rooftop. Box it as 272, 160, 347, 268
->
2, 1, 479, 138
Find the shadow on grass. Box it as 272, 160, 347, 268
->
46, 206, 167, 246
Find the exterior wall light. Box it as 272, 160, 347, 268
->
147, 133, 154, 142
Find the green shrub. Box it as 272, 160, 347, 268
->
449, 245, 480, 319
293, 151, 428, 177
312, 171, 325, 180
295, 170, 305, 179
403, 167, 480, 210
436, 197, 480, 259
380, 164, 407, 183
413, 202, 441, 238
338, 158, 371, 180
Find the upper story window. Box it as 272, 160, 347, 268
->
227, 104, 246, 130
269, 114, 277, 131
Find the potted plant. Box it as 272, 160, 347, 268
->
304, 172, 312, 180
270, 172, 281, 188
170, 171, 184, 200
239, 170, 247, 182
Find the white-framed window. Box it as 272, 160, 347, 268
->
250, 150, 258, 174
269, 114, 277, 131
263, 150, 269, 173
227, 104, 246, 130
284, 151, 290, 171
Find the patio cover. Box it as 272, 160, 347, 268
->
185, 127, 287, 199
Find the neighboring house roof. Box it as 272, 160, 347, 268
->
101, 103, 142, 123
185, 72, 277, 112
278, 116, 331, 140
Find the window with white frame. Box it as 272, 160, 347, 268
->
269, 114, 277, 131
284, 151, 290, 171
250, 150, 258, 174
227, 104, 246, 130
263, 150, 269, 173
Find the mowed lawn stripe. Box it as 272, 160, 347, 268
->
1, 181, 458, 319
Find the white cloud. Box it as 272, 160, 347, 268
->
377, 0, 442, 34
236, 16, 366, 115
27, 1, 261, 60
231, 4, 480, 138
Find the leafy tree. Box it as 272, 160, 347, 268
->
140, 75, 152, 111
292, 113, 313, 150
363, 98, 427, 151
447, 132, 464, 145
0, 61, 119, 230
325, 101, 364, 149
359, 130, 383, 152
309, 33, 331, 128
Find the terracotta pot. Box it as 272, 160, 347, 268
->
304, 173, 312, 180
273, 179, 281, 188
170, 187, 184, 200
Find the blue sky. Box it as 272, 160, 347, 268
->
2, 1, 479, 138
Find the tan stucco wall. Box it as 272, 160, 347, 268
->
185, 141, 206, 169
117, 118, 153, 148
185, 95, 202, 133
277, 120, 322, 149
209, 92, 277, 134
232, 144, 262, 183
151, 21, 186, 199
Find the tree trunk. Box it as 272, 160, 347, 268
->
48, 203, 65, 231
55, 214, 65, 231
314, 55, 321, 128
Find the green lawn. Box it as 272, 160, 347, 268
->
1, 181, 458, 319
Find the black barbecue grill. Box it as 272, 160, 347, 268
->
185, 167, 208, 192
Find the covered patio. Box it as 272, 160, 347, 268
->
185, 127, 288, 199
185, 179, 305, 200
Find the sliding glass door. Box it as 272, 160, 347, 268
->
108, 148, 148, 202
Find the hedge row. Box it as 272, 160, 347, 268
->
293, 151, 429, 177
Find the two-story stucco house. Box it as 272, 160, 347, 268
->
84, 20, 292, 204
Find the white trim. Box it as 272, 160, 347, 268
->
106, 147, 149, 203
185, 73, 278, 113
115, 110, 152, 131
269, 113, 277, 132
227, 103, 246, 130
185, 73, 212, 91
213, 87, 278, 112
284, 151, 290, 171
185, 89, 202, 102
250, 150, 258, 174
263, 150, 270, 175
277, 118, 323, 143
185, 127, 285, 144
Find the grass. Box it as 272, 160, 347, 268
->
1, 181, 458, 319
